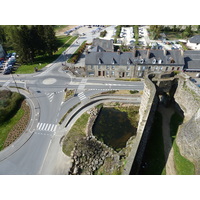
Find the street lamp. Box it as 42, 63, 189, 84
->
11, 73, 20, 94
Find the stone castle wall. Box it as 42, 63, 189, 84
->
125, 74, 159, 174
128, 72, 200, 174
174, 73, 200, 173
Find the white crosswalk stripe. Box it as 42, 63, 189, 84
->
36, 123, 57, 132
77, 78, 87, 90
46, 93, 55, 102
77, 92, 86, 101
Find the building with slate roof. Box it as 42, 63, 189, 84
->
187, 35, 200, 50
85, 49, 185, 78
184, 50, 200, 72
91, 38, 114, 52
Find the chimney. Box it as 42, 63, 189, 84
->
147, 49, 150, 58
181, 49, 184, 57
163, 48, 167, 56
117, 49, 121, 55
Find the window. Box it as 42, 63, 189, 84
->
126, 66, 130, 71
98, 65, 101, 70
112, 65, 115, 70
91, 66, 94, 70
126, 72, 130, 77
111, 71, 115, 76
138, 66, 141, 70
106, 71, 110, 76
106, 66, 110, 70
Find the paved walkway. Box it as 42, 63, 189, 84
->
158, 104, 176, 175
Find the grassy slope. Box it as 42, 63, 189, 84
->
62, 113, 90, 156
170, 112, 195, 175
0, 107, 24, 150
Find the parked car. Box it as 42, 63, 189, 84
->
3, 69, 11, 75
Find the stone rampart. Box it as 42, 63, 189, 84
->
174, 73, 200, 173
125, 74, 159, 174
128, 72, 200, 174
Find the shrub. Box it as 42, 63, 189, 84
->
130, 90, 139, 94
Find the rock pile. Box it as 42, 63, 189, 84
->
87, 107, 98, 116
69, 136, 113, 175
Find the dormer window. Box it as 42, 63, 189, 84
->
127, 59, 131, 65
170, 58, 175, 63
140, 59, 144, 64
112, 58, 116, 65
152, 58, 156, 64
98, 58, 102, 64
158, 58, 162, 64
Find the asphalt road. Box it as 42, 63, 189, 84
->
0, 26, 144, 175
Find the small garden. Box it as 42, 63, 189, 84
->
67, 41, 87, 64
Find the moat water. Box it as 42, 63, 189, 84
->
92, 107, 137, 152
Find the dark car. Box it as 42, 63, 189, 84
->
3, 69, 11, 75
6, 53, 12, 58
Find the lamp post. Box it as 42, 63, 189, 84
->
11, 73, 20, 94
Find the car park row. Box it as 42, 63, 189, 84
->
0, 52, 16, 75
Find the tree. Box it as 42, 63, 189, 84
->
43, 26, 57, 56
0, 26, 6, 44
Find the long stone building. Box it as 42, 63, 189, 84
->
85, 48, 185, 78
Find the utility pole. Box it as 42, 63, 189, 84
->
11, 74, 20, 94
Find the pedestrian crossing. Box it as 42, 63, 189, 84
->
77, 92, 87, 101
37, 123, 57, 132
77, 78, 87, 90
46, 93, 55, 102
45, 90, 63, 102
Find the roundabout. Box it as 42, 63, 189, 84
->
42, 78, 57, 85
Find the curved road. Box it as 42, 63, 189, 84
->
0, 27, 144, 174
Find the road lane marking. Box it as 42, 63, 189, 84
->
77, 92, 86, 100
37, 123, 57, 132
50, 124, 55, 132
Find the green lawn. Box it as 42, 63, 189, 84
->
15, 35, 78, 74
62, 112, 90, 156
173, 141, 195, 175
170, 112, 195, 175
0, 107, 24, 150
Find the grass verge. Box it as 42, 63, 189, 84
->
170, 112, 195, 175
173, 141, 195, 175
0, 105, 24, 150
62, 112, 90, 156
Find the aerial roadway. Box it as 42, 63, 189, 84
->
0, 26, 144, 175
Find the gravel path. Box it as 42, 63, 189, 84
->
158, 104, 177, 175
